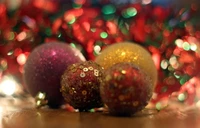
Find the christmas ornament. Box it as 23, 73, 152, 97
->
100, 62, 153, 116
24, 42, 85, 108
95, 42, 157, 87
1, 0, 200, 107
61, 61, 104, 111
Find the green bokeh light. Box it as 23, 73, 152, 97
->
156, 102, 162, 111
179, 75, 190, 85
161, 60, 169, 69
180, 78, 186, 85
72, 3, 82, 9
8, 32, 15, 40
102, 4, 116, 15
68, 17, 76, 24
89, 109, 95, 113
121, 27, 129, 35
182, 42, 190, 51
45, 28, 52, 36
57, 33, 62, 38
70, 43, 76, 48
122, 7, 137, 18
7, 50, 13, 56
100, 32, 108, 39
174, 72, 181, 79
178, 93, 186, 102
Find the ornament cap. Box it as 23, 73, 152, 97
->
35, 92, 48, 108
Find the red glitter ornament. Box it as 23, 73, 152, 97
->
100, 62, 153, 116
61, 61, 104, 111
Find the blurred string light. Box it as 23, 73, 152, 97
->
22, 16, 36, 29
65, 14, 76, 24
161, 59, 169, 70
100, 32, 108, 39
142, 0, 152, 5
1, 0, 22, 10
182, 42, 190, 51
94, 45, 101, 55
72, 0, 86, 9
106, 21, 117, 35
17, 53, 27, 66
122, 7, 137, 18
0, 76, 17, 96
152, 53, 160, 69
177, 77, 200, 105
5, 32, 15, 41
17, 32, 27, 42
0, 59, 7, 71
190, 43, 197, 51
175, 37, 199, 52
175, 39, 184, 48
178, 93, 186, 102
102, 4, 116, 15
33, 0, 58, 12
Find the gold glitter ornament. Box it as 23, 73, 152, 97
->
95, 42, 157, 87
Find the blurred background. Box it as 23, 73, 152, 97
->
0, 0, 200, 110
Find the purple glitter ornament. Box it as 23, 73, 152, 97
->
24, 42, 85, 108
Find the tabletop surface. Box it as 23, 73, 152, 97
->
1, 103, 200, 128
0, 96, 199, 128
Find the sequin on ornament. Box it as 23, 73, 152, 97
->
61, 61, 104, 111
88, 67, 94, 70
83, 68, 88, 72
80, 72, 86, 78
82, 90, 87, 95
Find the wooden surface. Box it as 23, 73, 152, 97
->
0, 97, 199, 128
1, 106, 200, 128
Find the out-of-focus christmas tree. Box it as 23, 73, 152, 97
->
0, 0, 200, 109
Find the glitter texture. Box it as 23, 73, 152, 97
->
95, 42, 157, 88
61, 61, 104, 111
100, 62, 153, 116
24, 42, 85, 108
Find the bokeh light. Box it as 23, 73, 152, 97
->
0, 77, 17, 96
122, 7, 137, 18
142, 0, 152, 5
17, 53, 27, 66
102, 4, 116, 15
